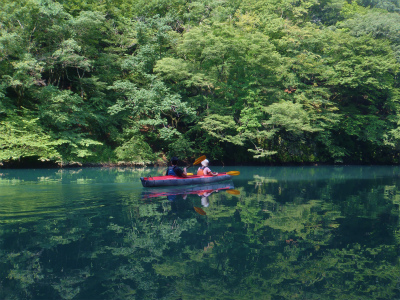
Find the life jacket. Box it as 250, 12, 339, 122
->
167, 166, 177, 176
197, 166, 205, 176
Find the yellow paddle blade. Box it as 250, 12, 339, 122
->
226, 189, 240, 195
187, 172, 194, 176
193, 155, 206, 166
194, 207, 207, 215
226, 171, 240, 176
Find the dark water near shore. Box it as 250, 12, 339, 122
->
1, 166, 400, 300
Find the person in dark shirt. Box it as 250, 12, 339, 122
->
166, 157, 187, 177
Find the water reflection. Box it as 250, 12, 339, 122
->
142, 181, 237, 216
0, 166, 400, 299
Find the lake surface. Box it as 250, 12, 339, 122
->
1, 165, 400, 300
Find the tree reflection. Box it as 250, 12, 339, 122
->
0, 167, 400, 299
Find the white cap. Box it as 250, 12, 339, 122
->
201, 159, 209, 166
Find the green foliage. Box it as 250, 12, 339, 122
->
167, 135, 196, 159
359, 0, 400, 12
0, 112, 61, 161
264, 102, 321, 134
38, 86, 86, 131
339, 10, 400, 63
1, 0, 400, 165
114, 136, 155, 163
199, 114, 243, 145
339, 1, 369, 19
2, 53, 44, 107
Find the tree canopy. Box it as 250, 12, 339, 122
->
1, 0, 400, 165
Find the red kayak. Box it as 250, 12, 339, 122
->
140, 173, 232, 187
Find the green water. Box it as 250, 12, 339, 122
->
1, 166, 400, 300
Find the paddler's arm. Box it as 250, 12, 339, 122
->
204, 167, 218, 176
176, 167, 188, 177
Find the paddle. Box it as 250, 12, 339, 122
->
188, 170, 240, 176
224, 171, 240, 176
226, 189, 240, 195
193, 155, 206, 166
194, 206, 207, 215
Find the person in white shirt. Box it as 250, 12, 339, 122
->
197, 159, 218, 176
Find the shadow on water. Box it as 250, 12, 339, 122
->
0, 166, 400, 299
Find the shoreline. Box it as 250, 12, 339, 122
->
1, 159, 399, 169
0, 161, 167, 169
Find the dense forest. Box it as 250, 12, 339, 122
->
2, 0, 400, 166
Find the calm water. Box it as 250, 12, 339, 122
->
1, 166, 400, 300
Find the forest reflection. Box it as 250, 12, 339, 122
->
0, 166, 399, 299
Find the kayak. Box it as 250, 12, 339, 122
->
140, 173, 232, 187
141, 181, 235, 198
